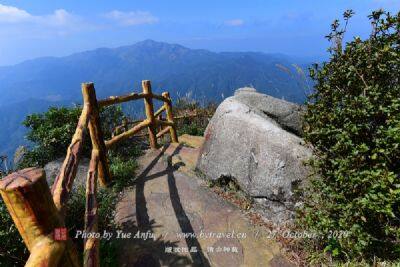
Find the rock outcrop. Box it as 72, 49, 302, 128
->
44, 158, 89, 189
13, 146, 27, 167
196, 87, 311, 222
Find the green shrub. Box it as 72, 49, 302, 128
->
173, 97, 216, 137
20, 106, 85, 168
19, 105, 125, 168
110, 156, 138, 192
0, 199, 27, 266
299, 10, 400, 262
65, 186, 118, 254
64, 151, 138, 266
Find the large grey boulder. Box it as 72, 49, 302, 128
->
44, 158, 89, 189
197, 88, 311, 222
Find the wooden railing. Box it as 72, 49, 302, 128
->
0, 80, 178, 267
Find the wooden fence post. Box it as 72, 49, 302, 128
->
142, 80, 158, 149
84, 150, 100, 267
0, 168, 80, 267
162, 92, 179, 143
82, 83, 112, 187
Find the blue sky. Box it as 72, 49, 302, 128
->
0, 0, 398, 66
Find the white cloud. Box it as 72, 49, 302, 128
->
0, 4, 75, 26
0, 4, 32, 23
224, 19, 244, 26
46, 9, 75, 26
0, 5, 158, 40
104, 10, 158, 26
0, 4, 92, 38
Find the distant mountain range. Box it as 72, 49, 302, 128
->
0, 39, 314, 161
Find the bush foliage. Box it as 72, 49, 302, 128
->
19, 105, 125, 168
0, 198, 27, 266
300, 10, 400, 261
173, 97, 216, 137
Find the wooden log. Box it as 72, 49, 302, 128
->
105, 119, 150, 148
97, 92, 146, 107
155, 119, 175, 127
52, 103, 90, 215
156, 126, 171, 138
82, 83, 111, 187
162, 92, 179, 143
84, 150, 100, 267
142, 80, 158, 149
151, 93, 170, 103
26, 235, 65, 267
0, 168, 63, 250
154, 105, 166, 118
0, 168, 80, 267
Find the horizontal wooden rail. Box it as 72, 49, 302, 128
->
112, 118, 144, 134
97, 93, 146, 107
155, 119, 175, 127
116, 113, 206, 140
113, 113, 206, 139
105, 119, 150, 148
151, 93, 170, 103
98, 93, 170, 108
156, 126, 171, 138
154, 105, 166, 118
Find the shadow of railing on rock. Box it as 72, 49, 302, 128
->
166, 144, 211, 267
127, 144, 210, 266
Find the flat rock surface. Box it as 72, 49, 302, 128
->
115, 139, 293, 267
